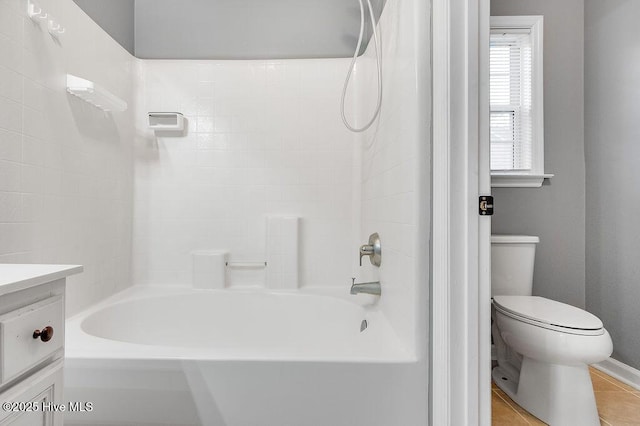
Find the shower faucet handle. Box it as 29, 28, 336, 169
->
359, 233, 381, 267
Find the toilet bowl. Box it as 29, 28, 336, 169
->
491, 236, 613, 426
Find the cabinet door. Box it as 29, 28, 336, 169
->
0, 361, 63, 426
4, 389, 52, 426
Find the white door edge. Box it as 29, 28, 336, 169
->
430, 0, 491, 424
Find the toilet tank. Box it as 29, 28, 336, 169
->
491, 235, 539, 297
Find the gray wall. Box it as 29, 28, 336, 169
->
585, 0, 640, 370
74, 0, 385, 59
134, 0, 384, 59
491, 0, 586, 308
73, 0, 135, 55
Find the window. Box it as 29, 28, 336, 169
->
490, 16, 551, 187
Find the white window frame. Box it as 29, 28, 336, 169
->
490, 15, 552, 188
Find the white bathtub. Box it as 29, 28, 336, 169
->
65, 286, 427, 426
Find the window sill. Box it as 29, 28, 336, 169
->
491, 173, 554, 188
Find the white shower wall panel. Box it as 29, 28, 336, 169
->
356, 0, 430, 358
0, 0, 135, 316
134, 59, 357, 288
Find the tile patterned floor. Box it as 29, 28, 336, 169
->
492, 367, 640, 425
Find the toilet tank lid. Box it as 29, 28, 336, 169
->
493, 296, 603, 331
491, 235, 540, 244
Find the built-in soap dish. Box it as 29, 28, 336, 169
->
148, 112, 185, 132
66, 74, 127, 112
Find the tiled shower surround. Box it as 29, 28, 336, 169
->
0, 0, 428, 357
0, 0, 134, 315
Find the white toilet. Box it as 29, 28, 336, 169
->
491, 235, 613, 426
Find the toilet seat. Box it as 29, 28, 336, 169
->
493, 295, 604, 336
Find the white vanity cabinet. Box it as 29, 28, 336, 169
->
0, 265, 83, 426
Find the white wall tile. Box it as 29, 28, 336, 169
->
0, 96, 22, 133
0, 128, 21, 162
0, 66, 22, 103
0, 34, 22, 74
0, 159, 21, 191
0, 191, 21, 222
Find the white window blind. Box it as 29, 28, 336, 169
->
490, 30, 533, 171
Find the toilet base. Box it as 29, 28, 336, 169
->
493, 358, 600, 426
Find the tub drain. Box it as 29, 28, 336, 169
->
360, 319, 368, 332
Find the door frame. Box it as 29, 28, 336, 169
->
430, 0, 491, 424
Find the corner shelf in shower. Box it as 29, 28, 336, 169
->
66, 74, 128, 112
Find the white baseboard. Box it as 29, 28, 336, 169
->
593, 357, 640, 391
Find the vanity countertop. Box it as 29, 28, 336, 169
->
0, 264, 83, 297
